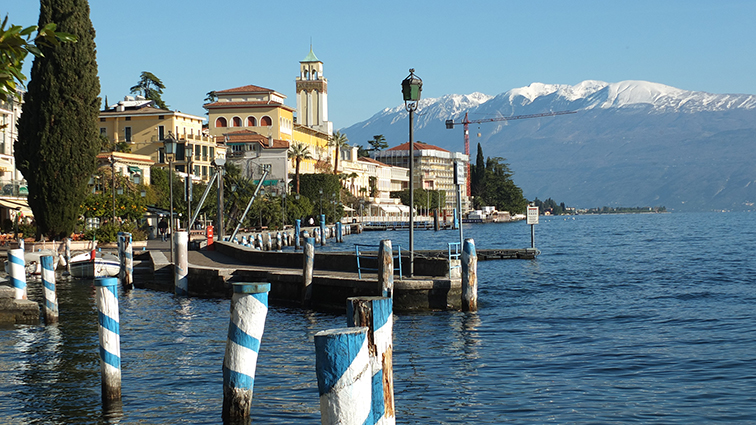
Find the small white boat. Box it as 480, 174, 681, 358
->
69, 251, 120, 279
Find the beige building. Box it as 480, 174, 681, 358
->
0, 94, 24, 191
99, 96, 222, 183
372, 142, 470, 212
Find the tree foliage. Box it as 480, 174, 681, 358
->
368, 134, 388, 151
288, 142, 312, 194
15, 0, 101, 239
470, 144, 528, 213
329, 130, 349, 174
390, 188, 446, 210
0, 14, 76, 103
299, 173, 343, 223
130, 71, 167, 109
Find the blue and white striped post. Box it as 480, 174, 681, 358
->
347, 297, 395, 424
222, 282, 270, 423
256, 233, 263, 250
65, 238, 72, 274
174, 231, 189, 296
453, 208, 459, 230
320, 214, 326, 246
95, 277, 121, 402
302, 237, 315, 307
295, 219, 301, 250
315, 327, 372, 425
276, 232, 282, 251
336, 222, 343, 243
378, 240, 394, 298
461, 238, 478, 312
41, 255, 58, 324
119, 232, 133, 290
9, 248, 26, 300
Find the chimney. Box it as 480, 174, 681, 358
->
268, 136, 273, 148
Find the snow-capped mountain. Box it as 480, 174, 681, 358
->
342, 80, 756, 212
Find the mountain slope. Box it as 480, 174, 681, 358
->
341, 80, 756, 211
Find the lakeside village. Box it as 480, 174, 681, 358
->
1, 48, 542, 246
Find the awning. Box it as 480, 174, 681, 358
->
378, 205, 402, 214
253, 179, 280, 187
0, 198, 34, 217
342, 205, 356, 212
127, 166, 141, 174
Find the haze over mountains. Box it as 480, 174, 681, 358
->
341, 80, 756, 212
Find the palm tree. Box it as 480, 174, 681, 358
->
329, 131, 350, 174
288, 142, 312, 194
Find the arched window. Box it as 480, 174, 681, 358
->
261, 116, 272, 126
215, 117, 227, 127
247, 116, 257, 126
232, 116, 242, 127
313, 70, 318, 79
304, 70, 309, 80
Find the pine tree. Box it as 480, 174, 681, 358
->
16, 0, 101, 239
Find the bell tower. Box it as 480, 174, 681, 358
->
296, 47, 332, 136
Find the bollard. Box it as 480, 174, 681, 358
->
461, 238, 478, 312
119, 232, 133, 290
295, 219, 301, 250
95, 277, 121, 402
336, 222, 343, 243
9, 248, 26, 300
256, 233, 263, 250
222, 282, 270, 423
378, 240, 394, 298
347, 297, 395, 424
175, 231, 189, 296
315, 327, 372, 425
41, 255, 58, 324
282, 231, 288, 248
320, 214, 326, 247
266, 233, 273, 251
276, 232, 282, 251
302, 237, 315, 307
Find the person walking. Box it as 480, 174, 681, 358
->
158, 217, 168, 241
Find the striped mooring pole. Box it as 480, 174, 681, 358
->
295, 219, 301, 250
336, 222, 343, 243
9, 248, 26, 300
315, 327, 372, 424
347, 296, 395, 424
174, 231, 188, 296
65, 238, 72, 274
302, 237, 315, 307
378, 240, 394, 298
119, 232, 133, 290
461, 238, 478, 311
95, 277, 121, 402
320, 214, 326, 246
41, 255, 58, 324
222, 282, 270, 423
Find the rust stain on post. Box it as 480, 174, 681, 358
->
382, 348, 395, 418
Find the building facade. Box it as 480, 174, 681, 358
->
99, 96, 222, 183
223, 129, 289, 190
0, 94, 25, 194
372, 142, 470, 212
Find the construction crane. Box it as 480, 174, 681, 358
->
445, 110, 577, 197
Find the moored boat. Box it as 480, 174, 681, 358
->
69, 251, 120, 279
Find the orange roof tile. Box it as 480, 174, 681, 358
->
216, 84, 274, 94
387, 142, 450, 152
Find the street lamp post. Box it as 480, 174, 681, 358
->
163, 133, 178, 263
319, 188, 323, 217
402, 68, 423, 277
110, 153, 116, 224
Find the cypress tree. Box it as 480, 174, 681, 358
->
16, 0, 101, 239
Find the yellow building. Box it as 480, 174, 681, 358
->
98, 96, 223, 182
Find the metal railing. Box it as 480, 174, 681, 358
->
355, 243, 402, 280
448, 242, 461, 277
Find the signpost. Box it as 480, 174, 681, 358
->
527, 204, 539, 249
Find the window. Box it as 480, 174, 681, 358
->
125, 117, 131, 121
100, 118, 106, 122
124, 127, 132, 142
158, 115, 165, 120
232, 117, 242, 127
216, 117, 227, 127
194, 165, 200, 176
158, 125, 165, 140
202, 146, 208, 161
195, 146, 201, 161
177, 143, 186, 161
210, 147, 215, 159
247, 116, 257, 126
261, 116, 272, 126
100, 128, 106, 136
202, 166, 208, 178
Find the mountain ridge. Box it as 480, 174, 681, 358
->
341, 80, 756, 212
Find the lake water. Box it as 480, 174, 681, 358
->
1, 212, 755, 424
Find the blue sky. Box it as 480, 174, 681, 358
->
5, 1, 756, 130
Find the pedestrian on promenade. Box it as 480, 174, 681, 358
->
158, 217, 168, 241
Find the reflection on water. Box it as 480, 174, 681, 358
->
2, 213, 756, 423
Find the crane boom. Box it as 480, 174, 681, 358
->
445, 110, 576, 197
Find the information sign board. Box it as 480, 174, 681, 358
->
527, 205, 539, 225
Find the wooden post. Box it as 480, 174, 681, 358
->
41, 255, 58, 324
302, 237, 315, 307
9, 248, 26, 300
95, 277, 121, 403
378, 240, 394, 298
315, 327, 372, 425
347, 297, 395, 424
174, 231, 188, 296
222, 282, 270, 423
461, 238, 478, 311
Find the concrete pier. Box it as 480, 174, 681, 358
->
0, 286, 39, 325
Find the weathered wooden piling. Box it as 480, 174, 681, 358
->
461, 238, 478, 312
315, 327, 372, 425
9, 248, 26, 300
302, 237, 315, 307
295, 219, 301, 250
95, 277, 121, 402
222, 282, 270, 423
41, 255, 58, 324
347, 297, 395, 424
320, 214, 326, 246
175, 231, 189, 296
378, 240, 394, 298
